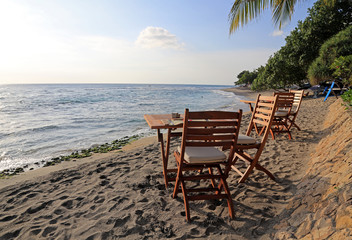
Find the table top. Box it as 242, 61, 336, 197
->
144, 114, 184, 129
240, 100, 255, 104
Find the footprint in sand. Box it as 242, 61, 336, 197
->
0, 229, 21, 239
30, 229, 41, 236
61, 200, 73, 209
0, 215, 17, 222
41, 226, 57, 237
25, 200, 53, 214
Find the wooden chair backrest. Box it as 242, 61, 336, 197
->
180, 109, 242, 160
274, 92, 295, 113
246, 94, 278, 144
289, 90, 304, 112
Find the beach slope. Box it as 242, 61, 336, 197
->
0, 95, 350, 239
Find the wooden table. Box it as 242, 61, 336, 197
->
240, 99, 255, 112
144, 114, 183, 187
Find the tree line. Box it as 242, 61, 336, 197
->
234, 0, 352, 90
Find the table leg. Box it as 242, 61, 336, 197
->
247, 103, 254, 113
158, 129, 172, 188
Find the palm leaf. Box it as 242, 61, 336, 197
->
228, 0, 336, 34
229, 0, 271, 33
272, 0, 298, 29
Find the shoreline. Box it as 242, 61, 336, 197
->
0, 135, 158, 190
222, 86, 275, 99
0, 135, 144, 177
0, 84, 237, 175
0, 86, 247, 177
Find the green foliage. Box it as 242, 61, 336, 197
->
308, 25, 352, 85
330, 55, 352, 86
341, 89, 352, 106
250, 0, 352, 90
252, 50, 306, 90
307, 61, 332, 85
286, 0, 352, 72
235, 69, 259, 85
341, 89, 352, 108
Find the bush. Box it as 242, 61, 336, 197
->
308, 25, 352, 85
330, 55, 352, 86
341, 89, 352, 106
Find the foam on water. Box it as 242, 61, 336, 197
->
0, 84, 246, 171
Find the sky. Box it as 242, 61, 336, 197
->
0, 0, 315, 85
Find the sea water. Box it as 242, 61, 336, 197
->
0, 84, 247, 171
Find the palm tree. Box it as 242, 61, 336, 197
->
229, 0, 336, 34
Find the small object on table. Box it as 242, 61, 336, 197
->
172, 112, 180, 118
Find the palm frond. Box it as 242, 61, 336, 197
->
272, 0, 298, 29
323, 0, 336, 7
229, 0, 334, 34
229, 0, 271, 34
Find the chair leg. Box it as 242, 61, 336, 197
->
288, 116, 301, 131
270, 128, 275, 140
173, 156, 182, 199
220, 177, 234, 219
180, 180, 191, 222
293, 122, 301, 131
238, 163, 256, 183
243, 151, 275, 181
258, 126, 266, 136
254, 123, 259, 135
283, 123, 292, 140
232, 155, 240, 166
255, 163, 275, 180
173, 177, 180, 199
208, 167, 216, 188
281, 118, 293, 139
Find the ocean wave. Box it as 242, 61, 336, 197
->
31, 125, 60, 132
7, 125, 62, 137
0, 84, 237, 172
138, 103, 154, 106
212, 89, 235, 98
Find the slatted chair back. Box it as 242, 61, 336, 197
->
246, 94, 278, 143
288, 90, 304, 130
274, 92, 295, 113
180, 110, 242, 155
271, 92, 295, 139
289, 89, 304, 113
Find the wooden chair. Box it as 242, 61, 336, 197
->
287, 90, 304, 130
173, 109, 242, 221
270, 92, 294, 139
229, 94, 278, 183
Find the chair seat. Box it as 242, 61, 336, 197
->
275, 111, 289, 117
276, 109, 297, 115
238, 134, 257, 145
177, 146, 226, 164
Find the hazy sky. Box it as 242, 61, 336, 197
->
0, 0, 315, 85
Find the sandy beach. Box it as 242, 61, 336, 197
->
0, 88, 351, 239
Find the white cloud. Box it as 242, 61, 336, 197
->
271, 30, 284, 37
135, 26, 184, 50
